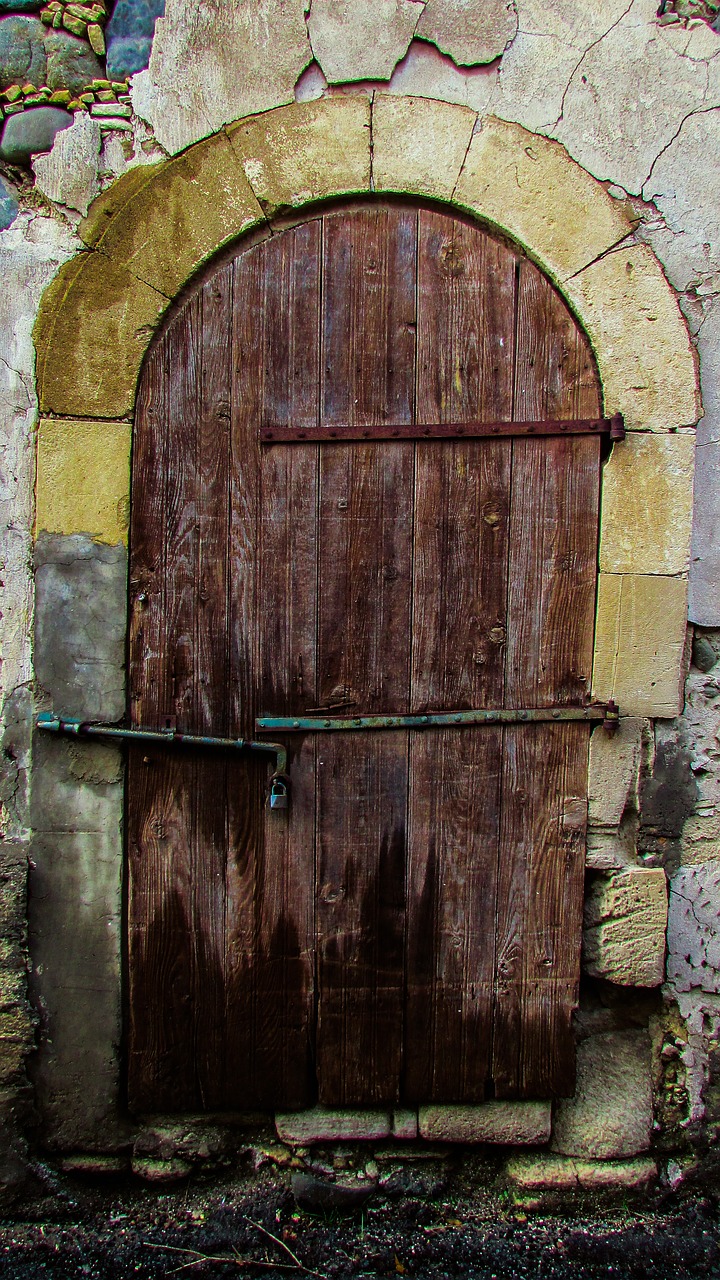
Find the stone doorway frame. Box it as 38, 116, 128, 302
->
30, 95, 699, 1147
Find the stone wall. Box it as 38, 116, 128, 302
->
1, 0, 720, 1200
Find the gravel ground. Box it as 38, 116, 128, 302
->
1, 1160, 720, 1280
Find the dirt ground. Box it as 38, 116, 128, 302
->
1, 1155, 720, 1280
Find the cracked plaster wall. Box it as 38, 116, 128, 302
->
2, 0, 720, 1183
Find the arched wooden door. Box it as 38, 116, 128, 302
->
127, 203, 603, 1113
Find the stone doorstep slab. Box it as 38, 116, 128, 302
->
275, 1108, 410, 1144
507, 1152, 657, 1191
275, 1102, 550, 1145
419, 1102, 552, 1145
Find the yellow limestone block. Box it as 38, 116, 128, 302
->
372, 94, 477, 201
592, 573, 688, 718
34, 252, 167, 419
36, 417, 131, 546
454, 116, 632, 281
583, 868, 668, 987
565, 245, 700, 432
79, 132, 265, 300
599, 432, 695, 575
227, 97, 371, 216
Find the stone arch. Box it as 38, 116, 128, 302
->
33, 94, 700, 716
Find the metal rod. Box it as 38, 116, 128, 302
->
256, 706, 616, 733
259, 414, 625, 445
37, 712, 288, 776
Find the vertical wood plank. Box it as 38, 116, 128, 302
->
492, 257, 601, 1099
192, 265, 232, 1108
404, 727, 502, 1101
492, 723, 588, 1098
127, 337, 169, 1106
513, 259, 601, 423
127, 754, 195, 1111
128, 339, 167, 730
405, 211, 516, 1102
256, 225, 320, 1106
504, 435, 601, 710
224, 241, 265, 1104
411, 440, 511, 711
162, 294, 201, 1106
316, 737, 408, 1105
315, 208, 416, 1105
507, 266, 602, 711
416, 210, 517, 426
128, 294, 200, 1109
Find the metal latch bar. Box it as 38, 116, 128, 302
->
256, 703, 619, 734
37, 712, 288, 776
259, 413, 625, 445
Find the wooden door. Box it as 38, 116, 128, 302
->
127, 204, 602, 1112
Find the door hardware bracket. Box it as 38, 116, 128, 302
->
259, 413, 626, 445
256, 701, 621, 734
36, 712, 289, 803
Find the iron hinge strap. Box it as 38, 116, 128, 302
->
36, 712, 288, 777
256, 703, 620, 734
259, 414, 625, 445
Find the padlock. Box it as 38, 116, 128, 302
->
269, 776, 289, 810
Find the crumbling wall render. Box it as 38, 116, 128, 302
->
1, 0, 720, 1190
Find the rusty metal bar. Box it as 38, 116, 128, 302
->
37, 712, 288, 776
256, 703, 619, 733
259, 414, 625, 445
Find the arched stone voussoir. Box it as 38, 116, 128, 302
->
564, 245, 700, 433
452, 116, 699, 433
371, 95, 477, 202
454, 117, 633, 284
77, 131, 266, 301
34, 250, 169, 420
34, 97, 699, 433
226, 96, 371, 218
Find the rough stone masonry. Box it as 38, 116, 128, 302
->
1, 0, 720, 1202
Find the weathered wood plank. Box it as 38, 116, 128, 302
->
416, 210, 517, 427
411, 439, 511, 711
192, 265, 233, 1108
404, 211, 516, 1103
507, 259, 601, 709
492, 723, 588, 1098
519, 723, 588, 1097
513, 259, 601, 423
256, 225, 320, 1106
315, 208, 416, 1104
504, 434, 601, 709
128, 296, 200, 1109
127, 752, 196, 1111
128, 339, 167, 729
322, 206, 417, 430
316, 734, 408, 1105
404, 727, 502, 1101
491, 260, 601, 1098
127, 335, 170, 1107
223, 242, 265, 1104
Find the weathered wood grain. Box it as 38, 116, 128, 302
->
192, 266, 233, 1108
405, 727, 502, 1101
255, 225, 320, 1106
128, 204, 603, 1113
492, 723, 589, 1098
314, 208, 416, 1105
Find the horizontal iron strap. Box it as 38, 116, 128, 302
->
36, 713, 288, 775
259, 414, 625, 445
256, 708, 611, 732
